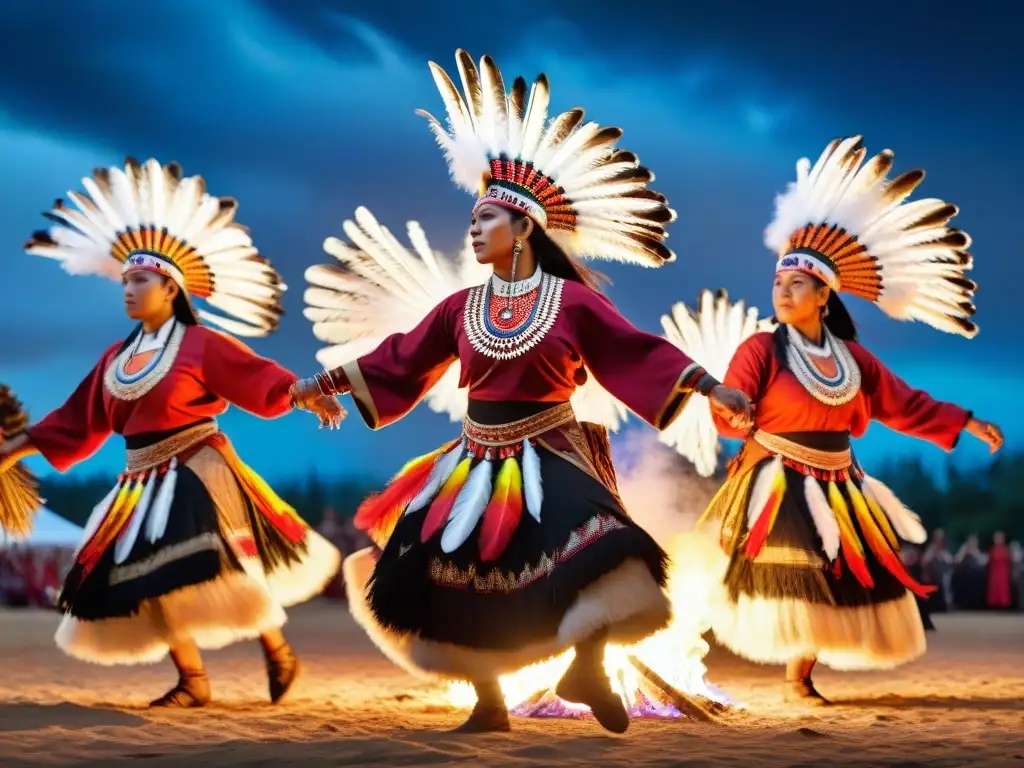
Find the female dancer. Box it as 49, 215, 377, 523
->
291, 50, 752, 734
0, 159, 343, 707
693, 137, 1003, 704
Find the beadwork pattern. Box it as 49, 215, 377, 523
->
464, 272, 564, 360
784, 325, 861, 406
104, 322, 186, 401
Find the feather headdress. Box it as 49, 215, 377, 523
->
659, 290, 774, 476
25, 158, 285, 337
304, 207, 629, 429
417, 49, 676, 266
765, 136, 977, 338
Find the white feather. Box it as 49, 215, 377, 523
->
145, 458, 178, 544
407, 440, 466, 515
522, 439, 543, 522
440, 459, 494, 553
861, 474, 927, 545
745, 456, 782, 532
803, 475, 840, 561
659, 289, 775, 476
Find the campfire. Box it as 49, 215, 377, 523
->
446, 532, 735, 722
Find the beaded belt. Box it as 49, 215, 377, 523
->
125, 421, 220, 473
753, 430, 851, 471
463, 402, 575, 447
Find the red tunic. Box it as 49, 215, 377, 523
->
715, 332, 970, 450
27, 325, 297, 472
335, 279, 709, 431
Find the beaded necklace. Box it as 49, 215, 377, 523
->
784, 324, 861, 406
464, 268, 563, 360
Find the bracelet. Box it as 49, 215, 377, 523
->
314, 370, 339, 396
696, 373, 720, 397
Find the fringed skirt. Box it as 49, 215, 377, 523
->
57, 420, 340, 665
346, 400, 671, 682
701, 431, 934, 671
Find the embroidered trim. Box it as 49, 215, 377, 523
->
108, 532, 223, 586
427, 513, 627, 593
784, 325, 861, 406
125, 422, 220, 473
464, 272, 563, 359
104, 321, 186, 401
463, 402, 575, 447
753, 431, 852, 471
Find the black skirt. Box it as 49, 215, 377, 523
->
357, 400, 670, 677
60, 462, 235, 620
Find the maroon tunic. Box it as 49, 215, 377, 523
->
334, 279, 711, 431
714, 332, 969, 449
27, 326, 297, 472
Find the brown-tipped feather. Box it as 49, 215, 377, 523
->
510, 76, 527, 120
455, 50, 483, 123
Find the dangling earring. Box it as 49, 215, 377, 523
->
822, 304, 830, 318
499, 239, 523, 323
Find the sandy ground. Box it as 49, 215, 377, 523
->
1, 602, 1021, 767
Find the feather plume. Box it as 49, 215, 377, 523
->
440, 459, 493, 553
765, 137, 977, 338
420, 456, 473, 543
0, 384, 43, 539
479, 458, 524, 561
407, 439, 466, 514
658, 289, 775, 476
521, 439, 543, 522
860, 474, 927, 544
803, 475, 840, 561
418, 50, 676, 266
25, 158, 285, 338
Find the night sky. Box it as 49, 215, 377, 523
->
1, 0, 1020, 485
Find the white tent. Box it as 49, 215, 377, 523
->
1, 507, 82, 548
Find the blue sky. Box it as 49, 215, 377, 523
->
1, 0, 1020, 485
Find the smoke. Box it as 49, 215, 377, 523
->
611, 427, 721, 549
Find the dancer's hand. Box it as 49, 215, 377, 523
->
289, 378, 324, 412
311, 395, 347, 431
709, 385, 754, 432
966, 417, 1003, 453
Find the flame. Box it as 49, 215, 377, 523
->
446, 531, 731, 715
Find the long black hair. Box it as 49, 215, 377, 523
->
509, 210, 607, 291
168, 278, 200, 326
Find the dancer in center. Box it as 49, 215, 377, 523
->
291, 50, 752, 734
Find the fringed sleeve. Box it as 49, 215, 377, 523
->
24, 343, 119, 472
850, 343, 971, 451
570, 283, 718, 430
199, 328, 298, 419
713, 333, 773, 438
326, 292, 462, 430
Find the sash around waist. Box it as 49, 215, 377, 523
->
124, 420, 220, 473
753, 430, 852, 471
464, 401, 575, 446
